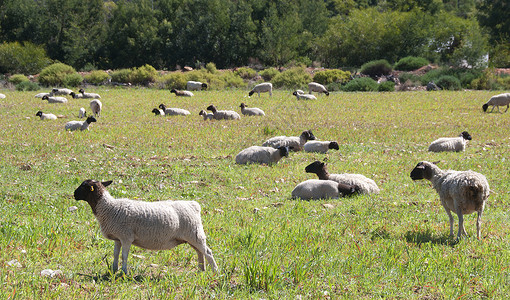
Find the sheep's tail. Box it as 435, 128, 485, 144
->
469, 185, 488, 211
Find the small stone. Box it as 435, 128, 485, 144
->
68, 206, 78, 213
7, 259, 22, 268
322, 203, 334, 209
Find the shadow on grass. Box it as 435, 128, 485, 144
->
77, 272, 157, 283
404, 229, 459, 247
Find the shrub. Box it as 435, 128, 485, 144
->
271, 67, 312, 89
15, 81, 39, 91
259, 68, 279, 81
234, 67, 257, 80
342, 77, 378, 92
470, 69, 503, 90
8, 74, 30, 85
394, 56, 429, 71
313, 69, 351, 85
206, 62, 217, 74
84, 70, 110, 85
110, 68, 132, 84
435, 75, 461, 91
219, 71, 246, 88
157, 72, 188, 90
377, 81, 395, 92
38, 63, 81, 87
419, 68, 481, 89
0, 42, 51, 74
360, 59, 392, 77
398, 72, 420, 84
130, 64, 158, 85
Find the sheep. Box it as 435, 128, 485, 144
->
158, 104, 191, 116
79, 88, 101, 99
410, 161, 490, 239
73, 179, 218, 274
206, 105, 241, 120
35, 92, 51, 98
89, 99, 102, 118
235, 146, 289, 165
35, 110, 57, 120
482, 93, 510, 113
0, 93, 5, 99
42, 95, 68, 103
303, 141, 339, 154
248, 82, 272, 97
170, 89, 194, 97
291, 179, 359, 200
69, 92, 84, 99
152, 108, 165, 116
428, 131, 472, 152
295, 89, 305, 95
186, 81, 208, 91
308, 82, 329, 96
51, 88, 73, 95
199, 110, 214, 120
239, 103, 265, 116
293, 91, 317, 100
65, 116, 96, 131
262, 130, 316, 152
305, 160, 380, 194
78, 107, 87, 118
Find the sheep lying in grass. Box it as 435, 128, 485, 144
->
79, 89, 101, 99
428, 131, 472, 152
152, 108, 165, 116
207, 105, 241, 120
292, 91, 317, 100
482, 93, 510, 113
158, 104, 190, 116
262, 130, 316, 152
235, 146, 289, 165
90, 99, 102, 118
410, 161, 490, 239
69, 92, 84, 99
35, 92, 51, 98
51, 88, 73, 95
305, 161, 379, 194
170, 89, 194, 97
42, 95, 68, 103
291, 179, 359, 200
74, 180, 218, 274
35, 110, 57, 120
65, 116, 96, 131
304, 141, 339, 154
239, 103, 265, 116
187, 81, 208, 91
248, 82, 272, 97
0, 93, 6, 99
308, 82, 329, 96
199, 110, 214, 120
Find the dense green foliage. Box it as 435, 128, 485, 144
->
38, 63, 83, 87
394, 56, 429, 71
8, 74, 29, 85
342, 77, 378, 91
360, 59, 393, 77
84, 71, 110, 85
14, 80, 39, 91
271, 67, 312, 89
435, 75, 462, 91
312, 69, 351, 85
0, 42, 51, 74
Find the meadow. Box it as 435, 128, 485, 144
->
1, 87, 509, 299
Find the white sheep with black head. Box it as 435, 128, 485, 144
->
308, 82, 329, 96
235, 146, 289, 165
428, 131, 472, 152
304, 141, 339, 154
262, 130, 316, 152
248, 82, 272, 97
35, 110, 57, 120
207, 105, 240, 120
158, 104, 190, 116
482, 93, 510, 113
170, 89, 194, 97
239, 103, 265, 116
291, 179, 359, 200
65, 116, 96, 131
186, 81, 208, 91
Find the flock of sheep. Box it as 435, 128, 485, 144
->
27, 83, 510, 274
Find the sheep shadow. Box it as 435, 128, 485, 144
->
404, 229, 459, 247
77, 272, 158, 283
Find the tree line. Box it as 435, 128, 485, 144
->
0, 0, 508, 72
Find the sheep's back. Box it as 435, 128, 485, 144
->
304, 141, 328, 153
262, 136, 301, 150
235, 146, 275, 164
291, 179, 339, 200
328, 173, 380, 194
214, 110, 240, 120
428, 137, 465, 152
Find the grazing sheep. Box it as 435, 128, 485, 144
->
239, 103, 265, 116
248, 82, 272, 97
428, 131, 472, 152
305, 161, 380, 194
206, 105, 241, 120
482, 93, 510, 113
79, 89, 101, 99
73, 179, 218, 274
69, 92, 84, 99
65, 116, 96, 131
308, 82, 329, 96
90, 99, 102, 118
303, 141, 339, 154
186, 81, 208, 91
158, 104, 191, 116
78, 107, 87, 118
199, 110, 214, 120
0, 93, 6, 99
293, 91, 317, 100
291, 179, 359, 200
235, 146, 289, 165
170, 89, 194, 97
152, 108, 165, 116
35, 92, 51, 98
35, 110, 57, 120
51, 88, 73, 95
262, 130, 316, 152
42, 95, 68, 103
410, 161, 490, 239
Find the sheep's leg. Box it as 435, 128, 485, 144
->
112, 240, 121, 273
120, 240, 132, 274
443, 206, 454, 237
189, 244, 205, 271
188, 241, 218, 272
505, 104, 509, 113
476, 210, 483, 239
456, 206, 465, 239
490, 106, 496, 113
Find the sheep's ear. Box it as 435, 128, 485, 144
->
102, 180, 113, 187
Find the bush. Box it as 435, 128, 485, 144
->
234, 67, 257, 80
360, 59, 392, 77
219, 71, 246, 88
313, 69, 351, 85
398, 72, 420, 84
435, 75, 461, 91
0, 42, 51, 74
157, 72, 188, 90
377, 81, 395, 92
271, 67, 312, 89
259, 68, 279, 81
84, 70, 110, 85
470, 69, 504, 90
419, 68, 481, 88
205, 62, 217, 74
130, 64, 158, 85
38, 63, 81, 87
15, 81, 39, 91
342, 77, 378, 92
8, 74, 30, 85
110, 69, 132, 84
394, 56, 429, 71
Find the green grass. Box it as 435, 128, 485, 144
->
1, 87, 510, 298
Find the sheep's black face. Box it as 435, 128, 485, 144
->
239, 103, 245, 108
329, 142, 339, 150
74, 180, 112, 203
36, 111, 42, 117
410, 162, 427, 180
206, 105, 216, 112
278, 146, 289, 157
338, 183, 360, 197
152, 108, 160, 115
202, 83, 208, 89
305, 161, 324, 174
42, 95, 48, 100
482, 104, 488, 112
324, 91, 330, 96
158, 104, 166, 110
292, 91, 298, 96
86, 116, 97, 123
248, 91, 255, 96
461, 131, 472, 140
79, 89, 85, 93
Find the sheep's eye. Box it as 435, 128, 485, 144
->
90, 186, 94, 192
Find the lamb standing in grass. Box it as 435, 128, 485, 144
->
262, 130, 316, 152
74, 180, 218, 274
90, 99, 102, 118
207, 105, 241, 120
170, 89, 194, 97
186, 81, 208, 91
239, 103, 265, 116
35, 111, 57, 120
199, 110, 214, 120
308, 82, 329, 96
304, 141, 339, 154
482, 93, 510, 113
305, 161, 380, 194
248, 82, 272, 97
235, 146, 289, 165
410, 161, 490, 239
291, 179, 359, 200
42, 95, 68, 103
78, 107, 87, 118
293, 91, 317, 100
158, 104, 191, 116
428, 131, 472, 152
65, 116, 96, 131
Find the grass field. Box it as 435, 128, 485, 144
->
1, 88, 509, 299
